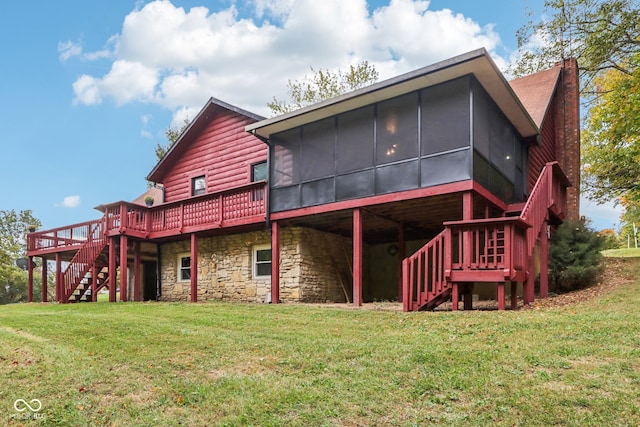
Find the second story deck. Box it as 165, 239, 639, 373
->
27, 181, 266, 257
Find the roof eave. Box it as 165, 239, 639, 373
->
246, 48, 538, 139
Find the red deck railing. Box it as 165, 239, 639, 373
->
402, 230, 447, 312
27, 182, 267, 255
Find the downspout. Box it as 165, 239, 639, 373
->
251, 130, 272, 228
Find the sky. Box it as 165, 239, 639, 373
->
0, 0, 623, 231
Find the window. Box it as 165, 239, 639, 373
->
178, 254, 191, 281
251, 161, 268, 182
253, 244, 271, 279
192, 175, 206, 196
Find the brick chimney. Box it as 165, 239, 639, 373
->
554, 58, 581, 220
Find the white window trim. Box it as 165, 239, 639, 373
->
252, 244, 272, 279
177, 253, 191, 282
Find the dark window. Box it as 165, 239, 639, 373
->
178, 255, 191, 281
421, 77, 471, 156
301, 118, 335, 181
336, 106, 374, 174
192, 176, 205, 196
253, 245, 271, 278
272, 129, 301, 187
251, 161, 268, 182
376, 93, 419, 165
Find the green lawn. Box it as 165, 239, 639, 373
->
602, 247, 640, 258
1, 261, 640, 426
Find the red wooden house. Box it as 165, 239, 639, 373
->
27, 49, 579, 311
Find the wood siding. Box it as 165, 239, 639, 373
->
527, 96, 557, 193
161, 112, 267, 203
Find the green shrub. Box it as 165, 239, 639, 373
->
549, 219, 604, 293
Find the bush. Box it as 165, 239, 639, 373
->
549, 219, 604, 293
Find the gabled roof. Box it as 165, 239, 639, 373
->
246, 48, 539, 140
509, 65, 562, 128
147, 97, 265, 183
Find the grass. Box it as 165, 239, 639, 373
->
1, 262, 640, 426
602, 247, 640, 258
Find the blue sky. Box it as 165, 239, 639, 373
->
0, 0, 622, 231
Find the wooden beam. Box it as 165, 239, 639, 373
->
397, 224, 405, 302
190, 233, 198, 303
271, 220, 280, 304
539, 221, 549, 299
41, 257, 48, 303
109, 237, 117, 303
27, 256, 33, 303
134, 241, 141, 302
353, 208, 363, 307
55, 253, 62, 302
91, 264, 98, 302
120, 235, 128, 302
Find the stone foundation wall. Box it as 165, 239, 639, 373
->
159, 230, 272, 303
159, 227, 351, 303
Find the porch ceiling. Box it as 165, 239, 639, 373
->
277, 192, 492, 244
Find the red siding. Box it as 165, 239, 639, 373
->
161, 112, 267, 203
528, 98, 557, 193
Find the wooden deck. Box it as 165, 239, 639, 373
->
27, 182, 266, 257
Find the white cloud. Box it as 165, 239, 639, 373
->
59, 195, 81, 208
68, 0, 505, 117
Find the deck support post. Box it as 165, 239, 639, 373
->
55, 253, 62, 302
497, 282, 505, 310
511, 282, 518, 310
271, 221, 280, 304
120, 235, 128, 302
397, 224, 405, 302
41, 257, 48, 302
539, 221, 549, 299
27, 256, 34, 302
190, 233, 198, 303
109, 237, 117, 303
353, 208, 363, 307
133, 241, 141, 302
451, 283, 459, 311
524, 256, 535, 306
90, 264, 98, 302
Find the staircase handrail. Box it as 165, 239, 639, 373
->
61, 214, 109, 301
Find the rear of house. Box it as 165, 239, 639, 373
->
26, 48, 579, 311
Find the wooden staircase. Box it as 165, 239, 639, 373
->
403, 162, 569, 311
61, 217, 110, 303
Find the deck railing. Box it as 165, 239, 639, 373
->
402, 230, 447, 312
27, 182, 266, 254
27, 218, 106, 254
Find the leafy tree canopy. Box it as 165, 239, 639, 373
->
0, 209, 42, 304
514, 0, 640, 210
155, 118, 192, 162
268, 61, 379, 116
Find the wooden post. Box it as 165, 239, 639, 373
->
402, 259, 410, 312
397, 224, 405, 302
451, 283, 459, 311
41, 257, 48, 302
120, 235, 128, 302
190, 233, 198, 303
511, 282, 518, 310
109, 237, 117, 303
525, 256, 535, 306
55, 253, 62, 302
91, 264, 98, 302
462, 192, 473, 268
27, 256, 34, 302
539, 221, 549, 299
353, 208, 363, 307
133, 241, 141, 302
497, 282, 505, 310
271, 220, 280, 304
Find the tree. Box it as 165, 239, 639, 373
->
514, 0, 640, 208
268, 61, 379, 115
154, 118, 191, 161
0, 209, 42, 304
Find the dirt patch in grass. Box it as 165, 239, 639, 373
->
532, 257, 640, 309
